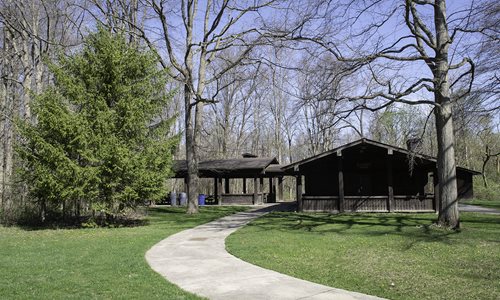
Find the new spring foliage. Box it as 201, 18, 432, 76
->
17, 28, 178, 214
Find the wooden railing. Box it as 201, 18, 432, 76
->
302, 195, 435, 212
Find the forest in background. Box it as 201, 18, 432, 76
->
0, 0, 498, 225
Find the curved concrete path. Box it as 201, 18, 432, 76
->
459, 203, 500, 215
146, 205, 384, 300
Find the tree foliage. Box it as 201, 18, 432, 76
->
16, 28, 178, 221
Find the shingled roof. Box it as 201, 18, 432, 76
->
282, 138, 480, 175
172, 157, 280, 178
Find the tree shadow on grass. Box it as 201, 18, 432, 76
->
12, 206, 177, 230
13, 205, 250, 231
242, 212, 500, 249
14, 214, 150, 231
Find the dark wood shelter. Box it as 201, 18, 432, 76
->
172, 157, 287, 204
284, 138, 480, 213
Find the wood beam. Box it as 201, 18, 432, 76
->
217, 177, 223, 205
253, 177, 259, 204
433, 171, 439, 212
214, 177, 218, 204
296, 175, 303, 212
270, 177, 276, 203
259, 177, 264, 204
387, 152, 394, 212
278, 176, 284, 201
242, 178, 247, 194
224, 177, 230, 194
337, 151, 344, 212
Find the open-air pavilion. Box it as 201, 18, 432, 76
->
172, 157, 289, 205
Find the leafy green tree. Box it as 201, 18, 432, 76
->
17, 28, 178, 221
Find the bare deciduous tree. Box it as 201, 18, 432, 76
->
0, 0, 83, 215
127, 0, 279, 213
278, 0, 497, 228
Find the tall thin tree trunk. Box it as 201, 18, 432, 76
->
20, 26, 32, 121
434, 0, 459, 229
359, 109, 364, 137
40, 198, 46, 223
482, 146, 491, 188
496, 155, 499, 175
0, 28, 6, 210
185, 86, 199, 214
0, 73, 5, 211
1, 31, 14, 213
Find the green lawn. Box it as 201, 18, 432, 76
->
0, 206, 247, 299
226, 212, 500, 300
461, 199, 500, 210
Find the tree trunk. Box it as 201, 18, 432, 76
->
0, 76, 5, 211
482, 147, 490, 188
40, 198, 46, 223
0, 29, 6, 210
434, 0, 459, 229
1, 32, 14, 214
185, 86, 199, 214
496, 155, 499, 175
20, 28, 32, 121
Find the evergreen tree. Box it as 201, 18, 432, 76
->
17, 28, 178, 221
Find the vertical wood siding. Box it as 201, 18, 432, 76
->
343, 196, 388, 212
302, 195, 435, 212
302, 196, 339, 212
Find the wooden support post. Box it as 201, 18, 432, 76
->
224, 177, 230, 194
268, 177, 272, 203
242, 178, 247, 194
433, 171, 439, 212
217, 177, 223, 205
184, 177, 188, 193
214, 177, 218, 204
296, 175, 303, 212
387, 149, 394, 212
259, 177, 264, 204
270, 177, 276, 203
278, 176, 284, 201
337, 151, 344, 212
253, 177, 259, 204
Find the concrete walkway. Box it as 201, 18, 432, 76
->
459, 203, 500, 214
146, 204, 384, 300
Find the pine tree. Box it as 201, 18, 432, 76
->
17, 28, 178, 222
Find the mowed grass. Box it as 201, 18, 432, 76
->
226, 212, 500, 300
0, 206, 248, 299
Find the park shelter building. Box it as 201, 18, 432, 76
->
172, 138, 479, 212
284, 138, 479, 212
172, 157, 287, 205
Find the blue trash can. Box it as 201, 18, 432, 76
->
170, 192, 177, 206
179, 192, 187, 206
198, 194, 206, 206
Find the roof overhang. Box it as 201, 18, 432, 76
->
281, 138, 481, 175
172, 157, 282, 178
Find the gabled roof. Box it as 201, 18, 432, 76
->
263, 164, 289, 175
172, 157, 279, 178
282, 138, 480, 175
